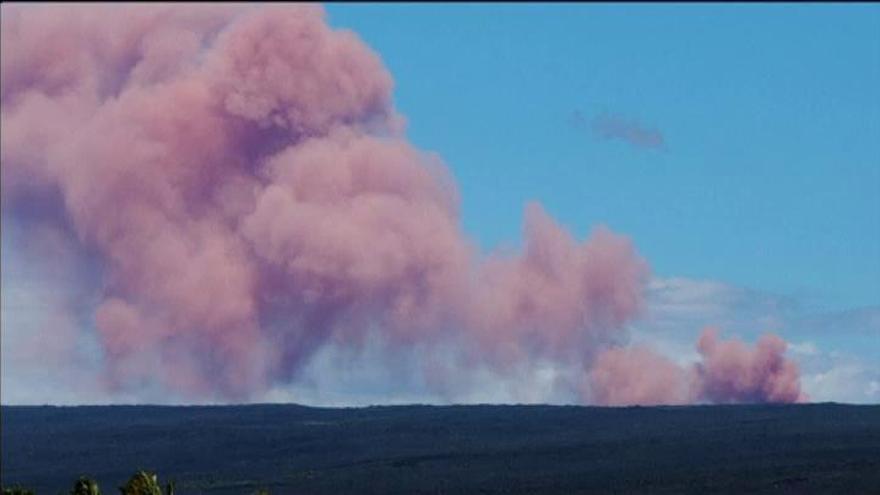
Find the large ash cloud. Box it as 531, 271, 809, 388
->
0, 4, 803, 404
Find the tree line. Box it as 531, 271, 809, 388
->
1, 471, 270, 495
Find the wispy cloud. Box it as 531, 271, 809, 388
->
571, 110, 666, 150
798, 351, 880, 404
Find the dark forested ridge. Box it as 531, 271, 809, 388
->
2, 403, 879, 494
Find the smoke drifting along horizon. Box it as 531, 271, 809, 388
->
1, 4, 802, 405
588, 328, 806, 406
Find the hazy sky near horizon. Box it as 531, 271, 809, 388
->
1, 3, 878, 405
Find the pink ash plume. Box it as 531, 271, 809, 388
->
589, 328, 805, 405
1, 4, 803, 404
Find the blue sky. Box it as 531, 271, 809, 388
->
326, 4, 880, 312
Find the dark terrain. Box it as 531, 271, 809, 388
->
1, 403, 879, 494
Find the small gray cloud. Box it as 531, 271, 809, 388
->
571, 110, 666, 150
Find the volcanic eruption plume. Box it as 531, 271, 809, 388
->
1, 4, 804, 404
587, 328, 807, 406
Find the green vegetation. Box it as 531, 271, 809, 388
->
3, 473, 189, 495
2, 487, 35, 495
118, 471, 172, 495
70, 477, 99, 495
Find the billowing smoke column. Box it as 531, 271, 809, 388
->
1, 4, 803, 405
588, 328, 807, 406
